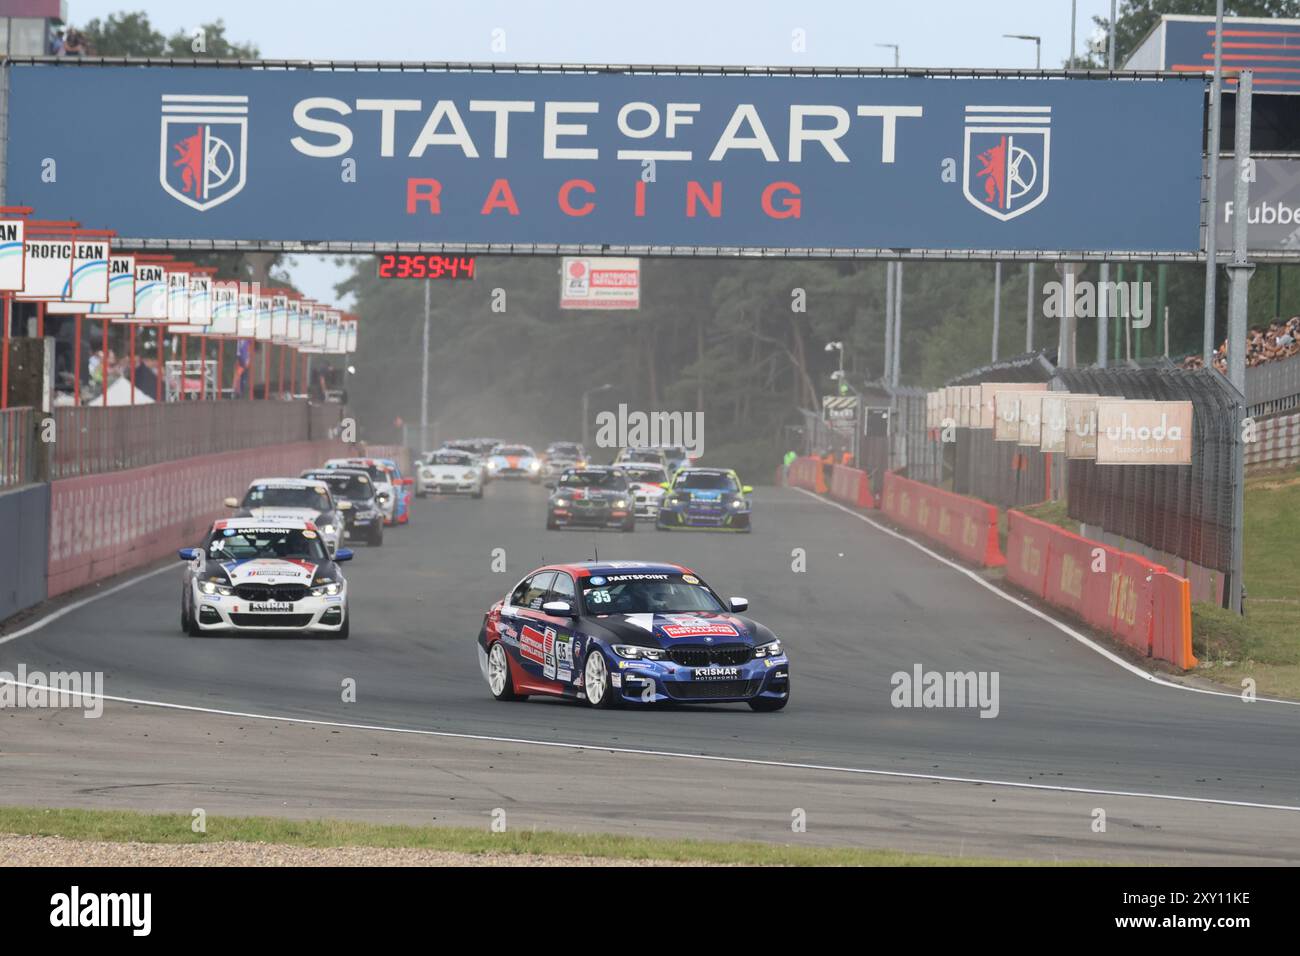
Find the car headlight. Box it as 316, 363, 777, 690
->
463, 471, 476, 480
614, 499, 628, 509
311, 581, 342, 597
376, 492, 390, 502
528, 460, 541, 471
667, 496, 682, 506
487, 460, 500, 471
730, 499, 745, 509
319, 524, 335, 534
754, 639, 783, 658
553, 498, 569, 508
613, 644, 666, 661
200, 580, 234, 596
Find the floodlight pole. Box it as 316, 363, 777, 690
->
1203, 0, 1226, 365
1098, 0, 1117, 368
992, 262, 1002, 362
420, 278, 431, 454
892, 262, 903, 387
882, 262, 894, 382
1226, 70, 1253, 616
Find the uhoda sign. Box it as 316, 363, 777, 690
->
6, 64, 1205, 253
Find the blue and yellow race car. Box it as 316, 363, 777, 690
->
655, 467, 753, 532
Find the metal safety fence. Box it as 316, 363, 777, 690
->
798, 385, 940, 499
1057, 366, 1242, 576
1246, 350, 1300, 419
0, 406, 34, 489
49, 400, 345, 480
945, 350, 1058, 509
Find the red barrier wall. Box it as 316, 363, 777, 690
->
47, 440, 344, 598
881, 472, 1005, 568
828, 464, 876, 509
1152, 572, 1198, 669
1006, 509, 1195, 669
1005, 510, 1052, 598
787, 456, 828, 494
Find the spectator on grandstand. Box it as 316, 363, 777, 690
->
62, 29, 87, 55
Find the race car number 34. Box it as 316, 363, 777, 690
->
694, 666, 740, 681
251, 601, 292, 612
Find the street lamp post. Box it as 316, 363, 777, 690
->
581, 383, 613, 452
825, 341, 861, 465
1003, 33, 1042, 69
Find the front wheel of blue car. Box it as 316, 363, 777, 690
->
583, 648, 621, 708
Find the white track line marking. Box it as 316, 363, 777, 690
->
0, 563, 174, 647
792, 487, 1300, 707
1, 676, 1297, 814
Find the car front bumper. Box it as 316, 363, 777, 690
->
549, 504, 630, 528
191, 584, 347, 633
655, 507, 751, 530
613, 655, 789, 704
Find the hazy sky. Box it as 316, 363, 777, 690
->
67, 0, 1116, 304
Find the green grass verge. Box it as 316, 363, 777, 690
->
1004, 471, 1300, 698
1193, 467, 1300, 698
0, 806, 1053, 867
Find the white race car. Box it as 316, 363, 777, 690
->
223, 477, 348, 556
542, 441, 588, 479
178, 517, 351, 638
419, 449, 484, 497
613, 462, 669, 520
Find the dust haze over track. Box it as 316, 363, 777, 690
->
3, 482, 1298, 862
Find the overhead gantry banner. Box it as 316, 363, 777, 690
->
5, 62, 1205, 256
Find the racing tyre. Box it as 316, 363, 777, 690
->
546, 515, 559, 531
336, 612, 350, 640
621, 517, 635, 533
369, 526, 384, 547
186, 604, 203, 638
583, 648, 622, 708
486, 641, 526, 701
179, 587, 190, 634
473, 488, 483, 499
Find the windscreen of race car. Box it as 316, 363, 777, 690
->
580, 573, 725, 614
206, 527, 330, 563
675, 472, 740, 491
243, 485, 332, 510
560, 470, 627, 490
312, 472, 372, 499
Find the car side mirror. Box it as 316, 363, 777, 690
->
542, 600, 575, 617
223, 497, 239, 508
337, 500, 352, 510
729, 597, 749, 613
334, 548, 354, 562
742, 485, 754, 495
178, 547, 200, 561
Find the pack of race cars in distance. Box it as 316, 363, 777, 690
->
545, 461, 753, 532
478, 561, 789, 710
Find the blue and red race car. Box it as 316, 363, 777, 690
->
477, 561, 789, 710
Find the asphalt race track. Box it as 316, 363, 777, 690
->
3, 482, 1299, 863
